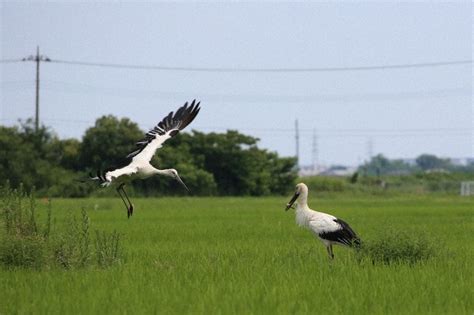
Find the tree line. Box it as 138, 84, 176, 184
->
359, 153, 474, 176
0, 117, 297, 197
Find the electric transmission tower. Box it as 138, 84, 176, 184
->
366, 137, 374, 161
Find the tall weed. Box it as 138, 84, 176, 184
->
0, 184, 123, 269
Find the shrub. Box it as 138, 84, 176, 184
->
52, 209, 91, 269
356, 228, 437, 265
0, 184, 123, 270
0, 235, 46, 269
0, 184, 50, 268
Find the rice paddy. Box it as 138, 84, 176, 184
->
0, 194, 472, 314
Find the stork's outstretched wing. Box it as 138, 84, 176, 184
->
127, 100, 201, 163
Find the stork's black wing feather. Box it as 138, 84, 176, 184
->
319, 218, 360, 247
126, 100, 201, 159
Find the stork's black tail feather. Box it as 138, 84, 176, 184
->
89, 170, 109, 186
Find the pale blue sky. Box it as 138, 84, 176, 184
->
1, 2, 472, 166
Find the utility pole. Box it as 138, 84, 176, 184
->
312, 128, 318, 172
295, 119, 300, 170
22, 46, 50, 132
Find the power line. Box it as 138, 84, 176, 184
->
2, 118, 471, 134
0, 59, 23, 63
47, 59, 472, 72
4, 79, 469, 103
1, 118, 471, 138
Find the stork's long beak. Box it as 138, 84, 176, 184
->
175, 174, 190, 192
285, 192, 299, 211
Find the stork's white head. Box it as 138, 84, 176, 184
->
164, 168, 189, 192
285, 183, 309, 211
165, 168, 178, 177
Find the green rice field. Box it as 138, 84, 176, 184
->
1, 194, 472, 314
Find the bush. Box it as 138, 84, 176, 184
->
0, 184, 50, 268
0, 184, 124, 269
52, 209, 91, 269
0, 235, 46, 269
356, 228, 437, 265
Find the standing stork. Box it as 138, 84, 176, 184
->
90, 100, 201, 218
285, 183, 360, 259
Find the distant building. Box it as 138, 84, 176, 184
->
450, 157, 474, 166
299, 164, 357, 177
298, 165, 326, 177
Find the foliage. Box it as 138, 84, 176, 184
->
302, 176, 348, 192
0, 121, 93, 197
301, 171, 474, 195
360, 153, 474, 176
0, 235, 47, 269
416, 154, 450, 171
79, 115, 143, 171
95, 230, 122, 268
356, 227, 437, 265
0, 117, 297, 197
179, 130, 297, 196
359, 154, 413, 176
53, 209, 92, 269
0, 184, 50, 269
0, 185, 123, 269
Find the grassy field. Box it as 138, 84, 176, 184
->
0, 194, 472, 314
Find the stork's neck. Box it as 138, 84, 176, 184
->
295, 195, 311, 228
155, 168, 174, 177
296, 193, 309, 210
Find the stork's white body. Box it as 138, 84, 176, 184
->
101, 134, 172, 186
103, 164, 158, 186
294, 203, 341, 247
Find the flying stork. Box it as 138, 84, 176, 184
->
90, 100, 201, 218
285, 183, 360, 259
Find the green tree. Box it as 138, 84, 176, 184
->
416, 154, 449, 171
133, 129, 296, 196
78, 115, 143, 171
360, 154, 414, 176
0, 121, 89, 197
1, 116, 297, 197
184, 130, 296, 195
0, 125, 34, 188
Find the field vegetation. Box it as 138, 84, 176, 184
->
1, 189, 472, 314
